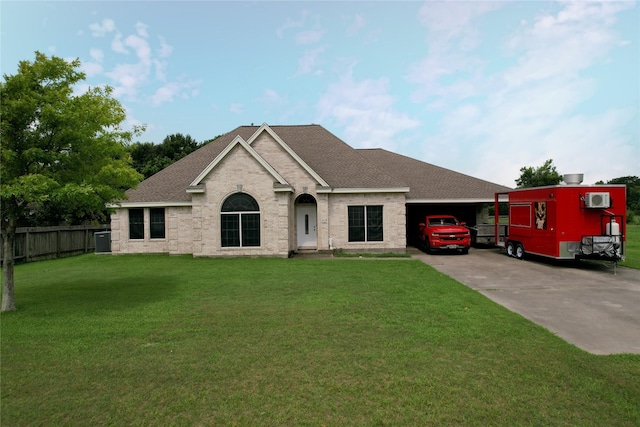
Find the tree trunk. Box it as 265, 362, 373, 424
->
2, 219, 17, 312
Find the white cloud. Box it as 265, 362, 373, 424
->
418, 1, 502, 52
277, 10, 324, 45
347, 14, 366, 36
230, 103, 244, 114
157, 36, 173, 58
296, 29, 324, 45
150, 78, 202, 106
317, 67, 420, 151
125, 34, 152, 64
81, 48, 105, 77
409, 1, 503, 106
88, 21, 200, 107
89, 18, 115, 37
276, 10, 310, 38
153, 58, 168, 81
104, 34, 153, 98
111, 32, 128, 54
89, 48, 104, 62
413, 1, 638, 186
294, 47, 325, 77
502, 2, 630, 92
135, 22, 149, 38
261, 88, 284, 106
82, 62, 103, 77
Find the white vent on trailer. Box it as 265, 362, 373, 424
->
585, 192, 610, 208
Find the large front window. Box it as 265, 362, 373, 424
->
129, 208, 144, 240
150, 208, 166, 239
221, 193, 260, 247
348, 205, 383, 242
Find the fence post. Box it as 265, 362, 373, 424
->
25, 229, 30, 262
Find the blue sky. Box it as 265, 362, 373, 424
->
2, 1, 638, 187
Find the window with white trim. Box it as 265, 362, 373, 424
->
221, 193, 260, 247
348, 205, 383, 242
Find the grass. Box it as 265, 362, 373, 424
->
333, 251, 412, 258
622, 224, 640, 269
2, 255, 639, 426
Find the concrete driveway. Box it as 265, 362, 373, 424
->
409, 247, 640, 355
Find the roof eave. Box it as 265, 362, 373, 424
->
109, 201, 193, 208
407, 198, 496, 204
326, 187, 410, 194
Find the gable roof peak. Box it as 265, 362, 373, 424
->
190, 134, 289, 187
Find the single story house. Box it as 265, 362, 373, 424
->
110, 123, 511, 257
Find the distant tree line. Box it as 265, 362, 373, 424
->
596, 176, 640, 223
129, 133, 220, 179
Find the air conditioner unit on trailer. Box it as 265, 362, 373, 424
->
585, 192, 610, 208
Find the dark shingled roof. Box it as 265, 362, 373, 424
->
123, 124, 511, 204
357, 148, 512, 200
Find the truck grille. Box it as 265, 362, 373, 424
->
440, 234, 468, 241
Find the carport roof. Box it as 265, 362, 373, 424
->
358, 148, 512, 201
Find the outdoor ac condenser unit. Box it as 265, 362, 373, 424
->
94, 231, 112, 253
585, 192, 610, 208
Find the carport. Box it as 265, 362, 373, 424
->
405, 200, 490, 247
357, 148, 512, 248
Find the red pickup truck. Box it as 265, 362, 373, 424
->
418, 215, 471, 254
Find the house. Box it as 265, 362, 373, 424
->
110, 123, 511, 257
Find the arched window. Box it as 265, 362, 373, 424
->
221, 193, 260, 247
295, 193, 316, 205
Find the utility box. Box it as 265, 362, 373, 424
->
94, 231, 112, 253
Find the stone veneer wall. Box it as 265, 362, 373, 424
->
252, 132, 328, 253
111, 207, 191, 255
191, 145, 291, 257
111, 132, 408, 256
327, 192, 406, 253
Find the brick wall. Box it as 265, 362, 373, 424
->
327, 193, 406, 253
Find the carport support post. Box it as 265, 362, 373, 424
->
494, 193, 500, 248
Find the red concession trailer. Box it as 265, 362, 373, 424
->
494, 183, 626, 262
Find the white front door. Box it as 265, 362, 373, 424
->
296, 205, 317, 248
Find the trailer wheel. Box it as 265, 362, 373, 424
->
506, 242, 515, 257
515, 243, 525, 260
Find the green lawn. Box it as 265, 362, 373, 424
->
2, 255, 639, 426
623, 224, 640, 269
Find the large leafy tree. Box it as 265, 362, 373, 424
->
130, 133, 200, 178
515, 159, 563, 188
1, 52, 143, 312
597, 176, 640, 222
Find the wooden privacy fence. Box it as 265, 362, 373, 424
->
1, 225, 110, 263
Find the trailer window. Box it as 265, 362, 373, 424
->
510, 204, 532, 228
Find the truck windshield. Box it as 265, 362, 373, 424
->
429, 218, 457, 226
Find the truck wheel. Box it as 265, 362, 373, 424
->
506, 242, 515, 257
515, 243, 525, 260
461, 247, 469, 255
